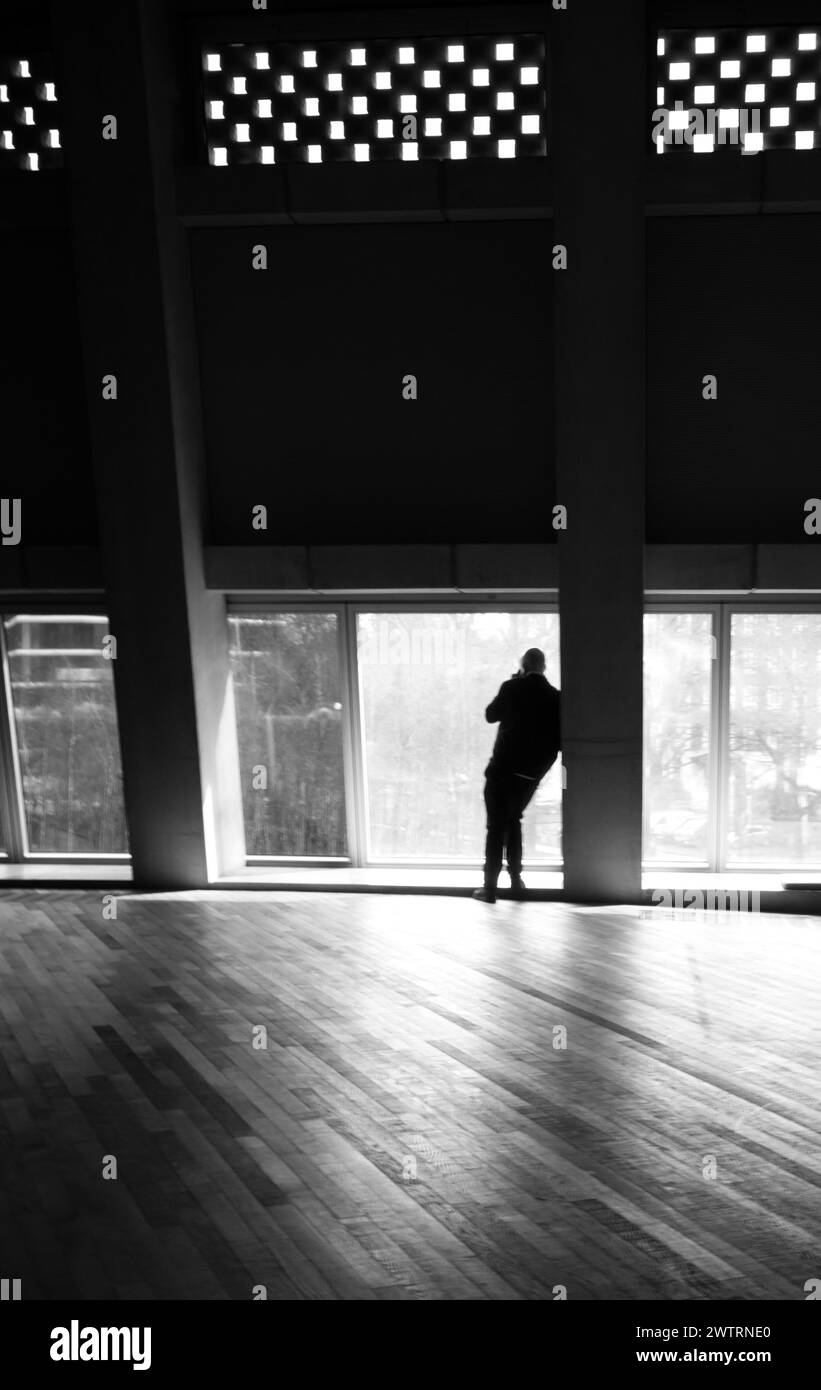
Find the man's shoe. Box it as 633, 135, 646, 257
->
509, 875, 526, 897
472, 888, 497, 903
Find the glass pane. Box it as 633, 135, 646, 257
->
357, 612, 561, 862
643, 612, 712, 864
728, 613, 821, 867
4, 615, 128, 853
228, 614, 347, 857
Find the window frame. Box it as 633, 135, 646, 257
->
228, 602, 353, 867
723, 602, 821, 872
187, 5, 550, 169
0, 602, 131, 863
229, 597, 560, 869
642, 601, 720, 871
645, 599, 821, 872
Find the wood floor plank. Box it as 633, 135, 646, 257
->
0, 888, 819, 1299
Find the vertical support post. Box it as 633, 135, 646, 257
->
552, 1, 646, 901
52, 0, 245, 887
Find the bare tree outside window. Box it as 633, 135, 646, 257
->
643, 612, 712, 864
357, 611, 561, 861
228, 614, 347, 857
3, 615, 127, 853
729, 613, 821, 867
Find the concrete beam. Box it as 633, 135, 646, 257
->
455, 543, 557, 591
204, 546, 311, 593
0, 546, 104, 592
177, 162, 551, 228
756, 545, 821, 592
646, 149, 821, 217
310, 545, 451, 592
10, 543, 821, 598
202, 543, 559, 594
645, 545, 754, 593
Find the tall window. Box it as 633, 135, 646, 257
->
728, 613, 821, 867
643, 612, 712, 864
357, 611, 561, 862
644, 607, 821, 870
228, 606, 561, 865
2, 615, 127, 854
228, 613, 347, 857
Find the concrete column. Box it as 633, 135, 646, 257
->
52, 0, 245, 886
552, 1, 646, 901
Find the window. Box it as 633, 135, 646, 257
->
228, 607, 561, 866
200, 34, 546, 166
2, 616, 127, 853
728, 614, 821, 867
356, 611, 561, 862
655, 26, 821, 153
643, 613, 713, 864
228, 614, 347, 857
0, 52, 63, 170
644, 607, 821, 871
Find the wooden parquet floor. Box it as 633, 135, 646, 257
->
0, 889, 819, 1300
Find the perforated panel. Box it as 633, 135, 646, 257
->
656, 27, 821, 152
0, 53, 62, 170
201, 35, 546, 165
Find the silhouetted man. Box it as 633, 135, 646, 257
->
473, 647, 561, 903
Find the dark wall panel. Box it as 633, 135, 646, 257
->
190, 222, 553, 544
0, 230, 97, 544
647, 215, 821, 543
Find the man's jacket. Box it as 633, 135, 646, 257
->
485, 673, 561, 780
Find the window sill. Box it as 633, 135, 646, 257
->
215, 865, 564, 894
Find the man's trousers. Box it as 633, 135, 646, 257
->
482, 767, 541, 891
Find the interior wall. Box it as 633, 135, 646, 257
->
0, 230, 97, 544
647, 214, 821, 543
189, 220, 554, 545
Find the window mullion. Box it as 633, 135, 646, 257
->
340, 605, 367, 868
0, 618, 29, 861
713, 604, 732, 872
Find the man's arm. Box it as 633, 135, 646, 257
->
486, 682, 508, 723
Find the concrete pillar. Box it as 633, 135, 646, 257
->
552, 1, 646, 901
52, 0, 245, 886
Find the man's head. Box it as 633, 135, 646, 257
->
520, 647, 546, 675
